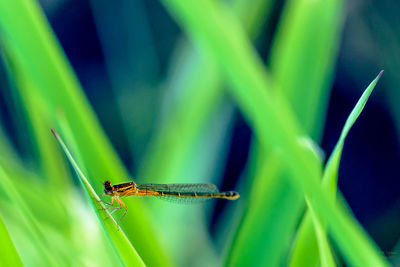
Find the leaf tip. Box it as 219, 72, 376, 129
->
378, 70, 384, 79
51, 129, 60, 142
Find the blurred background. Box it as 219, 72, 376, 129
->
1, 0, 400, 266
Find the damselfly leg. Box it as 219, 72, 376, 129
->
99, 195, 125, 220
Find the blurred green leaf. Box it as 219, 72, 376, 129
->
0, 165, 57, 265
227, 138, 325, 266
227, 151, 303, 266
0, 0, 171, 264
0, 140, 122, 266
160, 0, 388, 266
141, 0, 273, 182
290, 71, 384, 266
307, 200, 336, 267
270, 0, 343, 141
0, 214, 23, 266
132, 0, 274, 263
229, 0, 343, 263
0, 0, 124, 188
7, 57, 70, 188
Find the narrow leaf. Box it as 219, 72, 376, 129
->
51, 129, 145, 267
324, 70, 384, 193
290, 71, 384, 266
0, 0, 171, 264
0, 214, 23, 266
0, 165, 56, 265
227, 151, 303, 266
159, 1, 388, 265
270, 0, 343, 141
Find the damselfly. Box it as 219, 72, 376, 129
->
101, 180, 239, 224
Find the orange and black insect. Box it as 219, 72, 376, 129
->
101, 180, 239, 224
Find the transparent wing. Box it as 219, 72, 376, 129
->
136, 183, 219, 204
137, 183, 219, 193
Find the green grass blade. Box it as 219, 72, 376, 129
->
134, 1, 274, 262
270, 0, 343, 141
0, 132, 121, 266
230, 0, 343, 263
5, 56, 71, 188
0, 0, 171, 264
159, 1, 388, 266
51, 129, 145, 267
227, 151, 304, 266
141, 0, 273, 182
289, 211, 321, 267
0, 165, 57, 265
324, 71, 383, 192
0, 214, 23, 266
0, 0, 124, 187
307, 200, 336, 267
226, 138, 324, 266
290, 71, 384, 266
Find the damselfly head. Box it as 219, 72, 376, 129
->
103, 180, 113, 194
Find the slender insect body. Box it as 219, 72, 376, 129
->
102, 180, 240, 225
